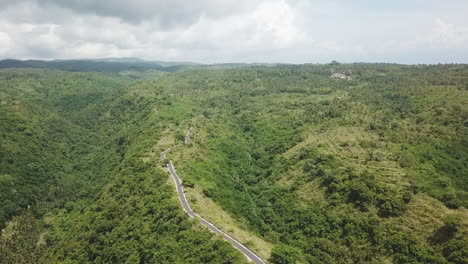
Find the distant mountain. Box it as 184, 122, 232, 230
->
80, 57, 147, 63
0, 58, 199, 72
78, 58, 201, 67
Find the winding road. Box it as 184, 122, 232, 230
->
167, 161, 266, 264
160, 147, 172, 160
184, 127, 194, 145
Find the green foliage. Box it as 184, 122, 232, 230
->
431, 214, 464, 244
0, 68, 246, 263
40, 160, 246, 264
442, 238, 468, 264
162, 64, 467, 263
0, 212, 42, 264
176, 131, 186, 142
0, 69, 129, 229
383, 231, 446, 264
1, 64, 467, 264
442, 214, 463, 235
270, 244, 305, 264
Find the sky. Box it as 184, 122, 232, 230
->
0, 0, 467, 64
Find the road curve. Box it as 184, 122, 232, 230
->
167, 161, 266, 264
160, 147, 172, 160
184, 127, 194, 145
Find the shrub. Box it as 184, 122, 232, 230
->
270, 244, 305, 264
442, 238, 468, 264
431, 214, 463, 244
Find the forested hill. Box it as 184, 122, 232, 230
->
0, 63, 467, 264
0, 59, 193, 72
0, 68, 247, 263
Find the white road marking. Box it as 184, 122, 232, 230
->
166, 161, 266, 264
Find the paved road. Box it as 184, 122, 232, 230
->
160, 147, 172, 160
167, 161, 266, 264
184, 127, 194, 145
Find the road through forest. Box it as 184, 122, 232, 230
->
166, 160, 266, 264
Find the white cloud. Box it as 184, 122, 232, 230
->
32, 0, 264, 26
0, 0, 467, 63
0, 0, 306, 62
170, 0, 304, 51
0, 32, 13, 55
251, 0, 305, 47
431, 18, 468, 48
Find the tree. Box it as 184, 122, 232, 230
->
0, 211, 42, 264
431, 214, 463, 244
270, 244, 305, 264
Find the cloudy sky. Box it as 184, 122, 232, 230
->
0, 0, 467, 64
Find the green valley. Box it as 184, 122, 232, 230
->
0, 62, 467, 264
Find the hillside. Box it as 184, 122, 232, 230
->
0, 68, 247, 264
0, 64, 467, 264
0, 59, 192, 73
